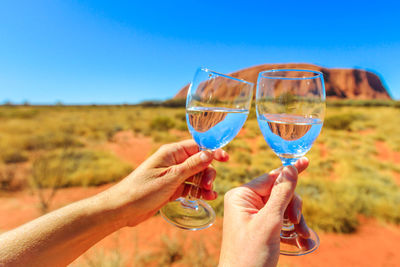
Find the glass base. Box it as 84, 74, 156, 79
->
280, 228, 320, 256
160, 197, 216, 231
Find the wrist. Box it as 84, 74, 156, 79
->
87, 190, 128, 231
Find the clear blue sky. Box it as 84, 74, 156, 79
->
1, 0, 399, 104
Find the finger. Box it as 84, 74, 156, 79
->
296, 235, 316, 250
294, 157, 309, 174
202, 189, 218, 200
180, 184, 217, 200
170, 183, 185, 201
158, 140, 200, 164
213, 149, 229, 162
200, 167, 216, 190
171, 150, 214, 183
260, 166, 298, 221
294, 214, 311, 238
181, 184, 192, 197
284, 193, 302, 224
175, 139, 200, 155
243, 167, 282, 197
244, 157, 307, 194
183, 184, 202, 198
185, 167, 216, 190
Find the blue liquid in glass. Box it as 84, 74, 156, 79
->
187, 107, 249, 150
257, 113, 322, 165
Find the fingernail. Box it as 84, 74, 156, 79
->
222, 150, 227, 157
269, 169, 279, 176
274, 173, 284, 185
200, 151, 212, 162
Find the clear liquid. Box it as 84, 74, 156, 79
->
257, 114, 322, 163
187, 107, 249, 150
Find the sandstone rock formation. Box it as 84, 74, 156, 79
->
175, 63, 391, 100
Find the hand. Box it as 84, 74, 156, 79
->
219, 158, 310, 267
100, 139, 229, 227
0, 140, 229, 267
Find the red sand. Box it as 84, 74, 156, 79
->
1, 187, 400, 267
375, 141, 400, 165
105, 131, 154, 167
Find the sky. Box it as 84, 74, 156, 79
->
1, 0, 399, 104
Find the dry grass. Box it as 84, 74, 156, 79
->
1, 103, 400, 233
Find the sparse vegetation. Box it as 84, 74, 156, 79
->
150, 116, 176, 131
31, 149, 132, 188
0, 102, 400, 234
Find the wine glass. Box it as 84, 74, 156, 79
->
256, 69, 325, 255
160, 67, 254, 230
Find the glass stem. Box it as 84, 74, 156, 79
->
180, 171, 203, 210
181, 147, 211, 210
180, 148, 209, 210
280, 158, 299, 238
281, 217, 297, 239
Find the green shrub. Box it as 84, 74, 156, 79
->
23, 133, 84, 151
150, 116, 175, 131
31, 149, 133, 188
0, 165, 22, 191
324, 113, 366, 130
161, 98, 186, 107
152, 132, 179, 143
176, 123, 188, 131
1, 148, 28, 164
174, 112, 186, 122
225, 139, 252, 153
327, 100, 397, 107
0, 107, 39, 119
234, 151, 252, 165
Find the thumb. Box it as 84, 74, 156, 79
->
259, 166, 298, 223
171, 150, 214, 182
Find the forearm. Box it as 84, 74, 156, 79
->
0, 192, 125, 267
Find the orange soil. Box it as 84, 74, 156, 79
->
375, 141, 400, 165
375, 141, 400, 186
318, 142, 328, 159
105, 131, 154, 167
393, 172, 400, 187
1, 133, 400, 266
2, 187, 400, 267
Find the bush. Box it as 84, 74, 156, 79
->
298, 179, 360, 233
174, 112, 186, 122
31, 149, 133, 188
225, 139, 252, 153
324, 113, 366, 130
1, 148, 28, 164
0, 165, 23, 191
327, 100, 397, 107
150, 116, 175, 131
161, 98, 186, 108
234, 151, 252, 165
23, 133, 84, 151
152, 132, 179, 143
0, 107, 39, 119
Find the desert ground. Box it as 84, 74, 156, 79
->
1, 104, 400, 266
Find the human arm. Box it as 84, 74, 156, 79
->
0, 140, 228, 267
219, 158, 310, 267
